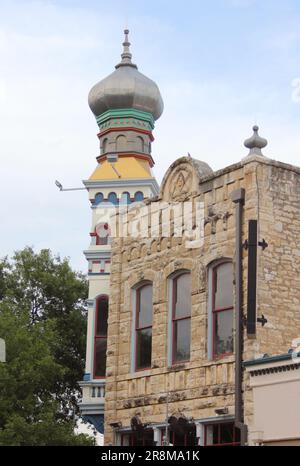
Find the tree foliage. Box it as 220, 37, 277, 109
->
0, 247, 94, 445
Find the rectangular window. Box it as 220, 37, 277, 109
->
172, 273, 191, 364
212, 262, 234, 358
161, 426, 196, 446
94, 296, 108, 378
204, 422, 240, 446
121, 430, 154, 446
135, 284, 153, 371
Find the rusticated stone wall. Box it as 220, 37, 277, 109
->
104, 155, 300, 445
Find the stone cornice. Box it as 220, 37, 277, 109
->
198, 156, 300, 188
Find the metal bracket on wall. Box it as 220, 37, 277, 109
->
242, 238, 268, 250
257, 314, 268, 327
258, 239, 268, 250
242, 314, 267, 328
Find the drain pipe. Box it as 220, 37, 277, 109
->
231, 188, 248, 445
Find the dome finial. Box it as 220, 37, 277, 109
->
244, 125, 268, 156
115, 29, 137, 69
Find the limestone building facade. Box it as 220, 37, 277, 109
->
79, 30, 300, 446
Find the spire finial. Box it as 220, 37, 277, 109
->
244, 125, 268, 156
115, 29, 137, 69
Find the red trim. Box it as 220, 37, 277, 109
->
98, 126, 155, 142
172, 273, 191, 365
135, 283, 153, 372
96, 152, 155, 167
90, 232, 97, 237
93, 295, 109, 379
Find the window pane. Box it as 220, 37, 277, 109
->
174, 318, 190, 362
220, 423, 234, 444
94, 192, 103, 205
205, 423, 239, 446
136, 328, 152, 370
134, 191, 144, 202
96, 298, 108, 336
174, 273, 191, 318
137, 285, 153, 328
108, 192, 118, 205
121, 434, 131, 446
94, 338, 107, 377
121, 192, 131, 204
213, 424, 219, 444
215, 310, 234, 355
214, 263, 233, 309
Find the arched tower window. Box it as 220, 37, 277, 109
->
121, 192, 131, 205
102, 138, 108, 154
108, 192, 118, 205
95, 222, 110, 245
134, 191, 144, 202
208, 261, 234, 359
116, 135, 127, 152
94, 296, 108, 378
134, 283, 153, 371
94, 192, 104, 205
169, 272, 191, 364
136, 136, 145, 153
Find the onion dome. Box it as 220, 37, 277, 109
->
244, 125, 268, 156
88, 30, 164, 121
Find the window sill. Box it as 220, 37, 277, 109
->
205, 354, 235, 366
167, 363, 188, 372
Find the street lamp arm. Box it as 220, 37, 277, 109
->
55, 180, 86, 192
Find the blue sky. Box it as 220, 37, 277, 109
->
0, 0, 299, 271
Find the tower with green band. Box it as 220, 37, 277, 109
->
79, 29, 164, 437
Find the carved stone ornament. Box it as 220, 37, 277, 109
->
171, 168, 192, 200
205, 206, 232, 235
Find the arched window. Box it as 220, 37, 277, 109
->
102, 138, 108, 154
94, 192, 104, 205
171, 272, 191, 364
116, 135, 127, 151
135, 283, 153, 371
134, 191, 144, 202
136, 136, 144, 153
94, 296, 108, 378
121, 191, 131, 205
108, 192, 118, 205
209, 261, 234, 358
95, 222, 110, 245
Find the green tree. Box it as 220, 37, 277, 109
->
0, 247, 94, 446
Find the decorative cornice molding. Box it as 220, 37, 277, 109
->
96, 151, 155, 166
248, 363, 300, 377
96, 108, 155, 128
98, 126, 154, 142
83, 250, 111, 261
83, 177, 159, 195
